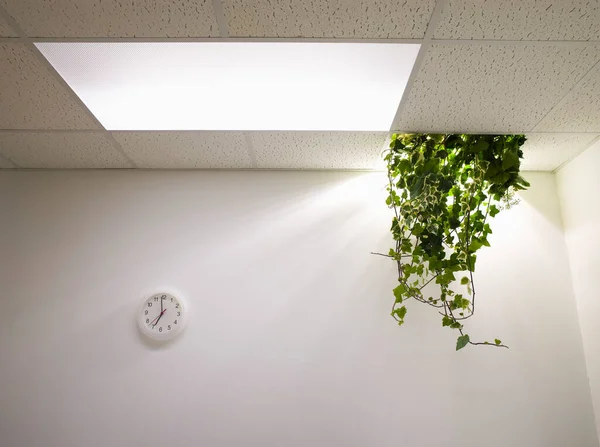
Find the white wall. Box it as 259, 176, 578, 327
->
557, 139, 600, 440
0, 170, 597, 447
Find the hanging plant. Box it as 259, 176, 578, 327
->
378, 134, 529, 350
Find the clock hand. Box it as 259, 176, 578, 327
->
149, 309, 166, 327
153, 309, 167, 328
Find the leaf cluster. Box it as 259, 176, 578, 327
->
384, 134, 529, 350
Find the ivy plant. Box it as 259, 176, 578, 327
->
379, 134, 529, 350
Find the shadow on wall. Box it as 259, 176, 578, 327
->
517, 172, 564, 231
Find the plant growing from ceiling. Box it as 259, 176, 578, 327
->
378, 133, 529, 350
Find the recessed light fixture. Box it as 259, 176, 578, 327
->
36, 42, 420, 131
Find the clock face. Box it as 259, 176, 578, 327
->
137, 292, 187, 341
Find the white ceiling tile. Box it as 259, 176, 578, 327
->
251, 132, 388, 169
113, 132, 251, 168
222, 0, 436, 38
0, 43, 100, 129
395, 44, 600, 133
0, 14, 16, 36
0, 0, 219, 37
534, 62, 600, 132
434, 0, 600, 40
0, 132, 130, 168
520, 133, 599, 171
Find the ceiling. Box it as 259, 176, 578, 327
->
0, 0, 599, 171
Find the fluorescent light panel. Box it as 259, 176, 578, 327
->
36, 42, 420, 131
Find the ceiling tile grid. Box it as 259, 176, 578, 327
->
433, 0, 600, 41
0, 0, 219, 37
0, 43, 100, 129
534, 61, 600, 132
112, 132, 252, 169
0, 12, 15, 36
222, 0, 436, 38
394, 43, 600, 133
0, 132, 131, 168
520, 133, 600, 171
250, 132, 388, 169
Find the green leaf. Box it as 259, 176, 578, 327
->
460, 276, 469, 285
393, 284, 406, 303
467, 254, 477, 272
489, 204, 500, 217
398, 159, 411, 174
456, 334, 470, 351
409, 176, 425, 199
394, 306, 407, 320
494, 339, 502, 345
442, 316, 453, 327
502, 150, 519, 170
471, 139, 489, 153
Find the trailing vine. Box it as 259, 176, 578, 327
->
379, 134, 529, 350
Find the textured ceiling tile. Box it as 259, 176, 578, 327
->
0, 132, 130, 168
534, 63, 600, 132
0, 44, 100, 129
0, 14, 16, 36
0, 0, 219, 37
113, 132, 251, 168
251, 132, 388, 169
0, 155, 16, 168
434, 0, 600, 40
520, 133, 599, 171
395, 44, 600, 133
222, 0, 436, 38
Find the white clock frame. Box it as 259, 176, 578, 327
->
137, 291, 189, 341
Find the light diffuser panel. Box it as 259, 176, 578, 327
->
35, 42, 420, 131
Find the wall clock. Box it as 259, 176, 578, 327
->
137, 292, 188, 341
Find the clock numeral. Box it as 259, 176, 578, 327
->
170, 297, 173, 302
159, 327, 163, 332
154, 297, 159, 302
144, 310, 148, 315
148, 302, 152, 307
146, 318, 150, 323
174, 320, 178, 325
167, 325, 171, 330
175, 303, 180, 308
177, 312, 181, 316
161, 295, 167, 299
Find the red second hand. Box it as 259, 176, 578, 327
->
149, 309, 166, 327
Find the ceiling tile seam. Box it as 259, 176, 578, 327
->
430, 39, 600, 46
552, 134, 600, 173
3, 129, 600, 135
212, 0, 230, 38
388, 0, 448, 134
6, 167, 385, 173
29, 37, 425, 44
105, 132, 139, 168
0, 5, 110, 132
532, 58, 600, 132
243, 133, 258, 168
14, 37, 600, 45
0, 152, 20, 168
0, 129, 109, 134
